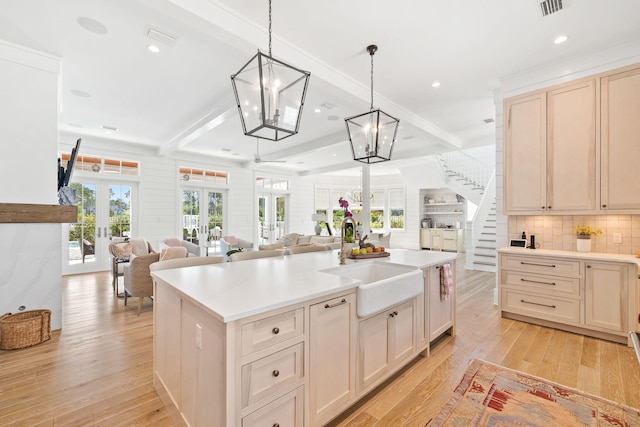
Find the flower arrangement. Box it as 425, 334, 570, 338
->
575, 225, 603, 237
338, 197, 352, 217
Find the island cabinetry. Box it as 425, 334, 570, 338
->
427, 264, 456, 342
309, 293, 356, 426
499, 251, 635, 344
584, 261, 629, 334
357, 297, 417, 392
504, 80, 597, 214
601, 66, 640, 210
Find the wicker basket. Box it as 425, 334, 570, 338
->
0, 309, 51, 350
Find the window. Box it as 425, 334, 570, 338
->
256, 177, 289, 190
389, 188, 405, 230
61, 154, 139, 176
370, 190, 385, 230
180, 167, 228, 185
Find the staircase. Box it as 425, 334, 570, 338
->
435, 152, 497, 273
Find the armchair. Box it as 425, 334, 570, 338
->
124, 252, 160, 314
220, 235, 254, 256
78, 238, 95, 263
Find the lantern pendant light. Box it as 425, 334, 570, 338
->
345, 45, 399, 163
230, 0, 311, 141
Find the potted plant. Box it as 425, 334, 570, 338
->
575, 225, 602, 252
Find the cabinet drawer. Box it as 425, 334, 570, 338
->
241, 342, 304, 408
242, 386, 304, 427
501, 289, 580, 325
501, 254, 580, 277
501, 270, 580, 296
242, 308, 304, 355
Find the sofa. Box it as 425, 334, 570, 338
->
219, 236, 254, 256
163, 238, 201, 257
258, 233, 342, 251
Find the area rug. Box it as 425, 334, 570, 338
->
427, 359, 640, 426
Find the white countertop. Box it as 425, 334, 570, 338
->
151, 249, 457, 323
498, 247, 640, 268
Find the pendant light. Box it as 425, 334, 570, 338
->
230, 0, 311, 141
345, 45, 399, 163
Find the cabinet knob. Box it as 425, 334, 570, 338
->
542, 206, 546, 209
272, 327, 280, 335
272, 369, 280, 377
602, 204, 607, 208
587, 265, 591, 268
547, 206, 551, 209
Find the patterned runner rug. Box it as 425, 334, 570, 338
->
428, 359, 640, 426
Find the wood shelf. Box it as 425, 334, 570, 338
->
0, 203, 77, 223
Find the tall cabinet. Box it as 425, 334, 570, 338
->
504, 80, 597, 213
504, 63, 640, 215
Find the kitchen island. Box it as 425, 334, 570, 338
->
151, 249, 457, 426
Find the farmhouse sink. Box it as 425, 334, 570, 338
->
321, 262, 423, 317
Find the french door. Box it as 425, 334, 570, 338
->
182, 188, 225, 255
62, 180, 135, 274
257, 193, 287, 245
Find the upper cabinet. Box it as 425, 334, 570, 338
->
504, 63, 640, 215
601, 67, 640, 210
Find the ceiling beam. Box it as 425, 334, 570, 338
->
167, 0, 462, 149
158, 94, 236, 156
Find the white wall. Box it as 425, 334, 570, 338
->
0, 41, 63, 328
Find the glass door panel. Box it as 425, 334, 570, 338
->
182, 188, 226, 255
63, 181, 135, 274
257, 193, 287, 245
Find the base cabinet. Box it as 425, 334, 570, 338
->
428, 264, 455, 341
357, 298, 417, 392
584, 261, 628, 333
309, 294, 356, 426
499, 252, 635, 344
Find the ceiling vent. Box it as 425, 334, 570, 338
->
539, 0, 564, 17
146, 26, 177, 47
483, 118, 495, 124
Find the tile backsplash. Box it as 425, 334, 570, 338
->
508, 215, 640, 254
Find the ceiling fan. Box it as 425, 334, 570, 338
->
254, 138, 286, 164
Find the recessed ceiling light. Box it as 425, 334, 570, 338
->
554, 35, 568, 44
314, 108, 321, 113
147, 44, 160, 53
70, 89, 91, 98
432, 81, 441, 88
77, 17, 108, 35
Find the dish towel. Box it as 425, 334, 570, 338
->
440, 263, 453, 301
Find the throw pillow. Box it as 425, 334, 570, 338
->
160, 247, 188, 260
297, 235, 312, 244
112, 243, 131, 261
282, 233, 299, 247
129, 238, 149, 255
164, 238, 182, 247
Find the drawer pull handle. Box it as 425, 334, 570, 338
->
520, 261, 556, 268
272, 327, 280, 335
273, 424, 280, 427
520, 278, 556, 286
324, 298, 347, 309
521, 299, 556, 309
272, 369, 280, 377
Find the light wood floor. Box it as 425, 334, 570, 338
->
0, 254, 638, 426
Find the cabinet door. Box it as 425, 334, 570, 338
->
431, 230, 443, 250
547, 80, 597, 211
309, 294, 356, 425
357, 310, 390, 391
389, 298, 416, 366
420, 229, 430, 249
585, 262, 628, 333
601, 67, 640, 210
504, 92, 547, 212
442, 230, 458, 251
429, 265, 454, 341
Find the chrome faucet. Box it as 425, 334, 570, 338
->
340, 216, 357, 265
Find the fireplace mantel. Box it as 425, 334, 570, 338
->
0, 203, 77, 223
